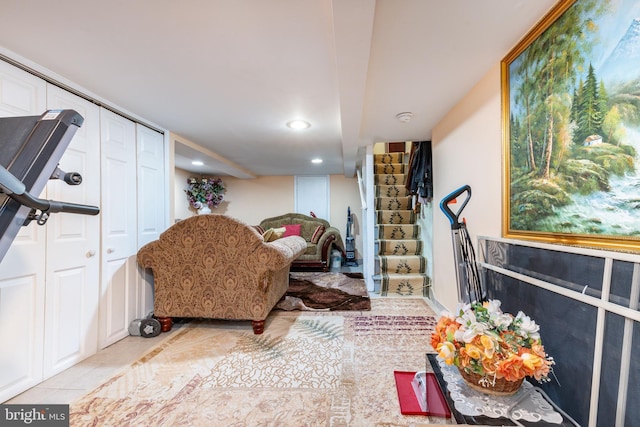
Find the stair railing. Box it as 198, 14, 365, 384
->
356, 167, 367, 210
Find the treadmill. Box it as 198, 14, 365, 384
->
0, 109, 100, 263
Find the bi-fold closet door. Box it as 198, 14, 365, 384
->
0, 60, 166, 402
43, 84, 101, 378
99, 108, 139, 348
136, 124, 166, 315
0, 64, 101, 401
0, 60, 49, 403
97, 109, 165, 348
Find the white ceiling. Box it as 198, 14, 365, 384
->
0, 0, 557, 178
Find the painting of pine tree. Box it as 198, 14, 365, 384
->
504, 0, 640, 249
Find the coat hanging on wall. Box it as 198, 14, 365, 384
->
405, 140, 433, 204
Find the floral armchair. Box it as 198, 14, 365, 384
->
137, 214, 306, 334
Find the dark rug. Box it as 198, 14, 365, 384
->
277, 271, 371, 311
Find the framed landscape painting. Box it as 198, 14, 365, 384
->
502, 0, 640, 252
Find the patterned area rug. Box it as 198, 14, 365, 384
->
278, 271, 371, 311
70, 299, 448, 426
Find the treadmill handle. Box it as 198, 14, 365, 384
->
0, 164, 26, 195
0, 164, 99, 216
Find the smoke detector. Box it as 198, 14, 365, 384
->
395, 112, 413, 123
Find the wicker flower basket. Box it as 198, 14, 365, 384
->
458, 367, 524, 396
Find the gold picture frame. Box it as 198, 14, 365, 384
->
502, 0, 640, 253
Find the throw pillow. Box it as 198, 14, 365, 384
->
272, 226, 286, 239
262, 228, 274, 242
254, 225, 265, 235
310, 225, 325, 244
282, 224, 301, 237
262, 227, 286, 242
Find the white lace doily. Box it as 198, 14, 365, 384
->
438, 359, 563, 423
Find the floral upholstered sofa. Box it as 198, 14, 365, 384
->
137, 214, 306, 334
257, 213, 344, 272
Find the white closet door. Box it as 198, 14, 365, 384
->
294, 175, 330, 221
0, 61, 47, 402
136, 124, 165, 316
100, 108, 137, 348
136, 125, 165, 248
43, 84, 101, 377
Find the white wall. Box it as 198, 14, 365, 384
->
431, 63, 503, 311
329, 174, 363, 258
173, 168, 193, 222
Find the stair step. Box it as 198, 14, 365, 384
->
377, 224, 420, 239
376, 210, 415, 224
375, 185, 410, 198
374, 163, 405, 174
379, 255, 426, 274
381, 272, 429, 280
375, 196, 412, 210
374, 153, 404, 164
380, 273, 430, 297
377, 239, 422, 255
374, 174, 405, 186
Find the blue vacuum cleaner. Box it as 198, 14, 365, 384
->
439, 185, 484, 304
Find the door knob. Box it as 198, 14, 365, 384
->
107, 248, 114, 254
86, 250, 96, 258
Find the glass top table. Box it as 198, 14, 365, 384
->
426, 354, 580, 426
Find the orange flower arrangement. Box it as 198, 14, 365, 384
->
431, 300, 554, 387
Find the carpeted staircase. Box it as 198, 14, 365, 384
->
374, 152, 430, 296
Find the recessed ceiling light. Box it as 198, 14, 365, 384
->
311, 158, 323, 164
192, 160, 204, 166
287, 120, 311, 130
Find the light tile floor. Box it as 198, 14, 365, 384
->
4, 326, 184, 405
